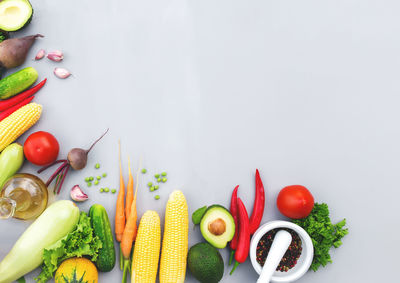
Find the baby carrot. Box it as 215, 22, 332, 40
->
121, 160, 140, 259
115, 141, 126, 242
125, 157, 134, 218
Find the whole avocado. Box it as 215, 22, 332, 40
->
188, 242, 224, 283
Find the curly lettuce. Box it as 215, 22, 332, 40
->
35, 212, 102, 282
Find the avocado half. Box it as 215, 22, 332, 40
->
0, 0, 33, 32
200, 205, 235, 249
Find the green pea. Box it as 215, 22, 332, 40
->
102, 173, 107, 177
95, 163, 100, 169
111, 189, 117, 193
157, 178, 161, 182
141, 169, 147, 174
85, 177, 90, 182
154, 173, 160, 178
162, 177, 167, 183
150, 186, 155, 192
147, 182, 153, 187
89, 177, 94, 181
161, 172, 167, 176
104, 188, 110, 192
100, 188, 104, 192
94, 180, 99, 185
154, 195, 160, 200
87, 182, 92, 187
96, 176, 101, 180
154, 185, 159, 190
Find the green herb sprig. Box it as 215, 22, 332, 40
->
292, 203, 348, 271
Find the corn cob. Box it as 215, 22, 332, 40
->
132, 210, 161, 283
0, 103, 42, 152
160, 190, 189, 283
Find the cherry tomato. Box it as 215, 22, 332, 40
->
277, 185, 314, 219
24, 131, 60, 166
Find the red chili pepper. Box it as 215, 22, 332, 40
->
229, 185, 239, 265
0, 78, 47, 111
249, 169, 265, 234
230, 198, 250, 275
0, 95, 34, 121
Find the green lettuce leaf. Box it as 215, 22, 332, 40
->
35, 212, 102, 283
292, 203, 348, 272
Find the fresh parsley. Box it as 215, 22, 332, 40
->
292, 203, 348, 271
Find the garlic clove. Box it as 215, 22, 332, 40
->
35, 49, 45, 60
54, 67, 71, 79
47, 50, 64, 62
70, 185, 88, 202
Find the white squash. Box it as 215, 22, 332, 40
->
0, 200, 80, 283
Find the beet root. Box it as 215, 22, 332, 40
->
0, 34, 43, 71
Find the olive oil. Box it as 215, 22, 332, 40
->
0, 173, 48, 220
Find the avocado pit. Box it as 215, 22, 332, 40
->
208, 218, 226, 236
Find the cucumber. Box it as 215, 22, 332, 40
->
0, 143, 24, 190
89, 204, 116, 272
0, 67, 38, 99
0, 0, 33, 32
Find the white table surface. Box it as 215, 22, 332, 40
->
1, 0, 398, 282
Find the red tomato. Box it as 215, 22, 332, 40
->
24, 131, 60, 166
277, 185, 314, 219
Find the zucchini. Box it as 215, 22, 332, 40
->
0, 67, 38, 99
0, 0, 33, 32
89, 204, 116, 272
0, 143, 24, 189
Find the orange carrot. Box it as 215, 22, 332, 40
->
120, 161, 140, 259
125, 157, 134, 218
115, 140, 125, 242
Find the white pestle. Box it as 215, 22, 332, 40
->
257, 230, 292, 283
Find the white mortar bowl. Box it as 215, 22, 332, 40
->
250, 221, 314, 282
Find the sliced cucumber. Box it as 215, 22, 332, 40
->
0, 0, 33, 32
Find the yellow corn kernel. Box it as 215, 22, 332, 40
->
132, 210, 161, 283
0, 103, 42, 152
160, 190, 189, 283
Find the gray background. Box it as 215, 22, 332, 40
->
0, 0, 398, 282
